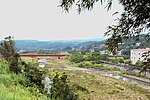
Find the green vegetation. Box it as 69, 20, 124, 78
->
50, 72, 78, 100
58, 0, 150, 75
108, 57, 126, 64
15, 35, 149, 58
1, 56, 150, 100
0, 37, 78, 100
118, 34, 150, 56
69, 52, 108, 63
0, 60, 48, 99
0, 37, 149, 99
46, 59, 150, 100
69, 52, 84, 63
68, 52, 122, 71
59, 0, 149, 54
16, 39, 103, 52
0, 59, 79, 100
74, 61, 114, 71
0, 36, 21, 74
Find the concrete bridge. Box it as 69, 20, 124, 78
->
20, 54, 69, 59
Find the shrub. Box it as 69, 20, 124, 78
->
74, 61, 93, 68
74, 63, 84, 68
93, 64, 103, 69
119, 58, 124, 63
9, 63, 22, 74
108, 57, 119, 64
135, 60, 143, 67
124, 60, 131, 65
111, 67, 121, 71
24, 62, 46, 91
99, 65, 111, 70
83, 54, 91, 61
91, 53, 108, 61
0, 60, 9, 74
82, 61, 93, 68
50, 72, 78, 100
69, 53, 84, 63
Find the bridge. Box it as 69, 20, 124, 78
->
20, 54, 69, 58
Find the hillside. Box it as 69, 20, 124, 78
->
15, 38, 106, 51
118, 34, 150, 56
15, 35, 149, 54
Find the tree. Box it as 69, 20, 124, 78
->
0, 36, 21, 73
135, 60, 143, 67
69, 52, 84, 63
50, 72, 78, 100
139, 51, 150, 76
121, 49, 130, 56
91, 52, 108, 61
59, 0, 149, 53
59, 0, 149, 74
0, 36, 15, 60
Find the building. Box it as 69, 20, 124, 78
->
130, 48, 150, 64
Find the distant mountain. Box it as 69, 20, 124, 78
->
15, 38, 107, 50
35, 37, 107, 42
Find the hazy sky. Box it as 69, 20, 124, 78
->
0, 0, 123, 40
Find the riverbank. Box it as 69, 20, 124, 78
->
44, 58, 150, 88
102, 62, 150, 78
45, 59, 150, 100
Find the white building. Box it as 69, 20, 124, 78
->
130, 48, 150, 64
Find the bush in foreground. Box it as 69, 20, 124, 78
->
50, 72, 78, 100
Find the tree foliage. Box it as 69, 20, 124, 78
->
69, 52, 84, 63
59, 0, 150, 74
139, 51, 150, 76
59, 0, 150, 53
50, 72, 78, 100
59, 0, 111, 13
105, 0, 150, 53
0, 36, 22, 74
0, 36, 16, 60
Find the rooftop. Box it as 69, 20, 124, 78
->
131, 48, 150, 51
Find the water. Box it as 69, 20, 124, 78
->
105, 73, 150, 87
86, 68, 150, 87
105, 73, 128, 81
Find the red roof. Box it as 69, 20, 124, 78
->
131, 48, 150, 51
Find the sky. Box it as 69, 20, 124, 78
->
0, 0, 123, 40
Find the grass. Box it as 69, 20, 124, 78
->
0, 74, 48, 100
46, 59, 150, 100
0, 60, 48, 100
1, 58, 150, 100
65, 70, 150, 100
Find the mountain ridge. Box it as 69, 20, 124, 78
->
15, 38, 107, 50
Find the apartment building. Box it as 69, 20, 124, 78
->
130, 48, 150, 64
